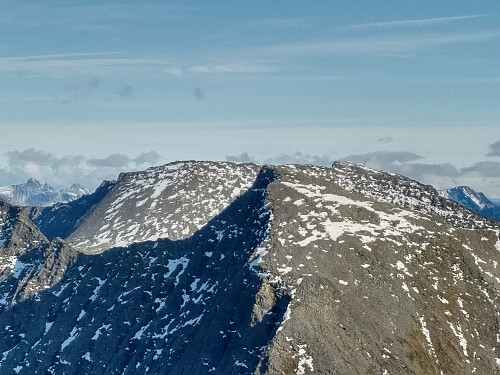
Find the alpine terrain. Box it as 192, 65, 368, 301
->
0, 178, 89, 207
440, 186, 500, 222
1, 160, 500, 374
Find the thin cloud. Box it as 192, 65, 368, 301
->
263, 152, 332, 166
87, 154, 131, 168
0, 3, 194, 28
340, 151, 500, 198
462, 161, 500, 178
0, 54, 178, 78
342, 14, 493, 31
0, 149, 164, 189
226, 152, 255, 163
255, 30, 500, 57
133, 151, 162, 165
60, 78, 100, 104
0, 54, 276, 78
187, 61, 275, 74
376, 137, 393, 144
119, 85, 133, 99
226, 151, 332, 167
486, 140, 500, 157
193, 88, 204, 100
241, 17, 319, 30
342, 151, 424, 167
5, 149, 54, 167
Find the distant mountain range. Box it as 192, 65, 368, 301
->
440, 185, 500, 222
0, 178, 89, 207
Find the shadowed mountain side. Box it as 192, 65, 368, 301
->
0, 167, 289, 374
29, 161, 261, 254
29, 180, 117, 241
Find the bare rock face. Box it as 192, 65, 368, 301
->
0, 161, 499, 374
257, 164, 500, 374
0, 200, 77, 305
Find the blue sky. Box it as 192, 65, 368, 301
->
1, 1, 500, 198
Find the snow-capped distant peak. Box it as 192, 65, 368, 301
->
0, 179, 90, 207
440, 186, 497, 211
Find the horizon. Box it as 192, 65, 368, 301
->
1, 1, 500, 198
1, 158, 500, 201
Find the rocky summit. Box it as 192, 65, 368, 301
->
1, 160, 500, 375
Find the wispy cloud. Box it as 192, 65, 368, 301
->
226, 151, 333, 167
376, 137, 393, 144
244, 17, 319, 29
227, 150, 500, 199
0, 149, 163, 189
0, 3, 193, 28
342, 14, 493, 31
118, 85, 133, 99
341, 151, 500, 198
256, 30, 500, 57
487, 140, 500, 157
187, 61, 275, 74
0, 53, 275, 78
342, 151, 425, 167
59, 78, 100, 104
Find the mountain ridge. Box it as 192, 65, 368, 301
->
1, 160, 499, 374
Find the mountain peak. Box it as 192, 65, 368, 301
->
25, 177, 41, 186
440, 185, 500, 222
0, 179, 89, 207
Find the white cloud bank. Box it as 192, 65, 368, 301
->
2, 143, 500, 200
227, 150, 500, 200
0, 149, 162, 190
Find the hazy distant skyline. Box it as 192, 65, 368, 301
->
1, 1, 500, 197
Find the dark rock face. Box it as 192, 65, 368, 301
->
29, 180, 117, 242
0, 167, 282, 374
1, 161, 500, 374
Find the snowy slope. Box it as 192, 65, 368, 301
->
65, 161, 260, 253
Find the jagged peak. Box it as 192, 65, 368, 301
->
25, 177, 41, 185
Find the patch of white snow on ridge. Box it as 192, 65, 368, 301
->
495, 230, 500, 252
61, 327, 79, 351
296, 344, 314, 375
0, 256, 17, 275
419, 316, 436, 357
277, 266, 293, 275
150, 177, 174, 199
248, 246, 269, 273
448, 322, 468, 357
166, 256, 190, 286
89, 278, 106, 302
